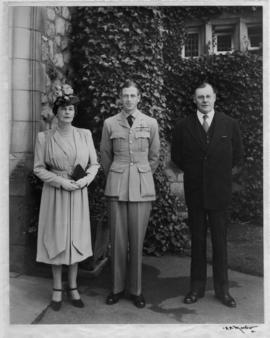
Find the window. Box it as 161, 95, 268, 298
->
185, 33, 199, 57
182, 27, 202, 58
213, 25, 234, 54
217, 34, 232, 52
248, 25, 262, 49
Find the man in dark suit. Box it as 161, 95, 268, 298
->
171, 82, 243, 308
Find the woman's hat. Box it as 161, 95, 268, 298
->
52, 84, 80, 115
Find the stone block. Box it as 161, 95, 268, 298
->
10, 121, 34, 153
34, 7, 45, 32
61, 36, 69, 50
170, 182, 185, 198
41, 41, 49, 61
12, 7, 32, 29
46, 22, 55, 37
55, 7, 61, 15
41, 93, 48, 104
54, 53, 64, 68
55, 35, 61, 46
47, 7, 56, 21
32, 31, 42, 61
35, 61, 45, 92
48, 39, 54, 59
12, 59, 43, 91
62, 7, 71, 20
12, 90, 40, 121
55, 17, 65, 35
12, 59, 31, 90
13, 27, 31, 59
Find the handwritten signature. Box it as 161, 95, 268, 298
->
223, 325, 258, 334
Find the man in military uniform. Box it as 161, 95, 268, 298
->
100, 80, 160, 308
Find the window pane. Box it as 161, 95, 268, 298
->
217, 34, 231, 52
248, 26, 262, 47
185, 33, 199, 57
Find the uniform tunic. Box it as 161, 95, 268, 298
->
34, 127, 99, 265
101, 110, 160, 201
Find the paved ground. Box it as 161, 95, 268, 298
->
7, 255, 265, 337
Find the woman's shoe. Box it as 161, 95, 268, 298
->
67, 287, 84, 308
50, 288, 63, 311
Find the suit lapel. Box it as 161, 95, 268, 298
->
207, 111, 227, 154
186, 113, 207, 151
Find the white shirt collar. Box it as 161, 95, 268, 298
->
197, 109, 215, 126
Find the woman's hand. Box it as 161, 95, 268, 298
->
75, 177, 89, 189
60, 179, 79, 191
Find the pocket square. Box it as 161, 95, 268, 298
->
221, 135, 228, 138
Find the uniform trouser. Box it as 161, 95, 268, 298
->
108, 200, 152, 296
188, 207, 229, 295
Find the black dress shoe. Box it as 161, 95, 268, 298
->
67, 287, 85, 308
184, 290, 205, 304
50, 288, 63, 311
130, 294, 146, 308
106, 291, 124, 305
216, 292, 236, 308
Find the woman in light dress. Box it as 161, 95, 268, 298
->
34, 85, 99, 311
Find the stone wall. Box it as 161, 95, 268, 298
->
9, 6, 73, 273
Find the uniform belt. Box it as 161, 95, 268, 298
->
114, 153, 148, 163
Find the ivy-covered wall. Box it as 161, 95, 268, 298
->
40, 6, 73, 130
67, 6, 262, 255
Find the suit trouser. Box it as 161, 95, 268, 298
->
108, 200, 152, 295
188, 207, 229, 295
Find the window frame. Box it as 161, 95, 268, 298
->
182, 27, 202, 58
212, 25, 235, 55
247, 24, 262, 50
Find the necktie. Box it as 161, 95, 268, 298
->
127, 115, 133, 127
202, 114, 209, 133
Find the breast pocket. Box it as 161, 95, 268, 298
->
135, 130, 150, 152
110, 132, 127, 152
219, 136, 232, 155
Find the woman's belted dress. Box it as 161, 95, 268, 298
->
34, 127, 99, 265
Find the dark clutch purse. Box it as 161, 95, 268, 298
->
71, 164, 87, 181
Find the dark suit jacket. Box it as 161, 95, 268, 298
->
171, 111, 243, 210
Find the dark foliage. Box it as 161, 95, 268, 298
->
41, 5, 261, 255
